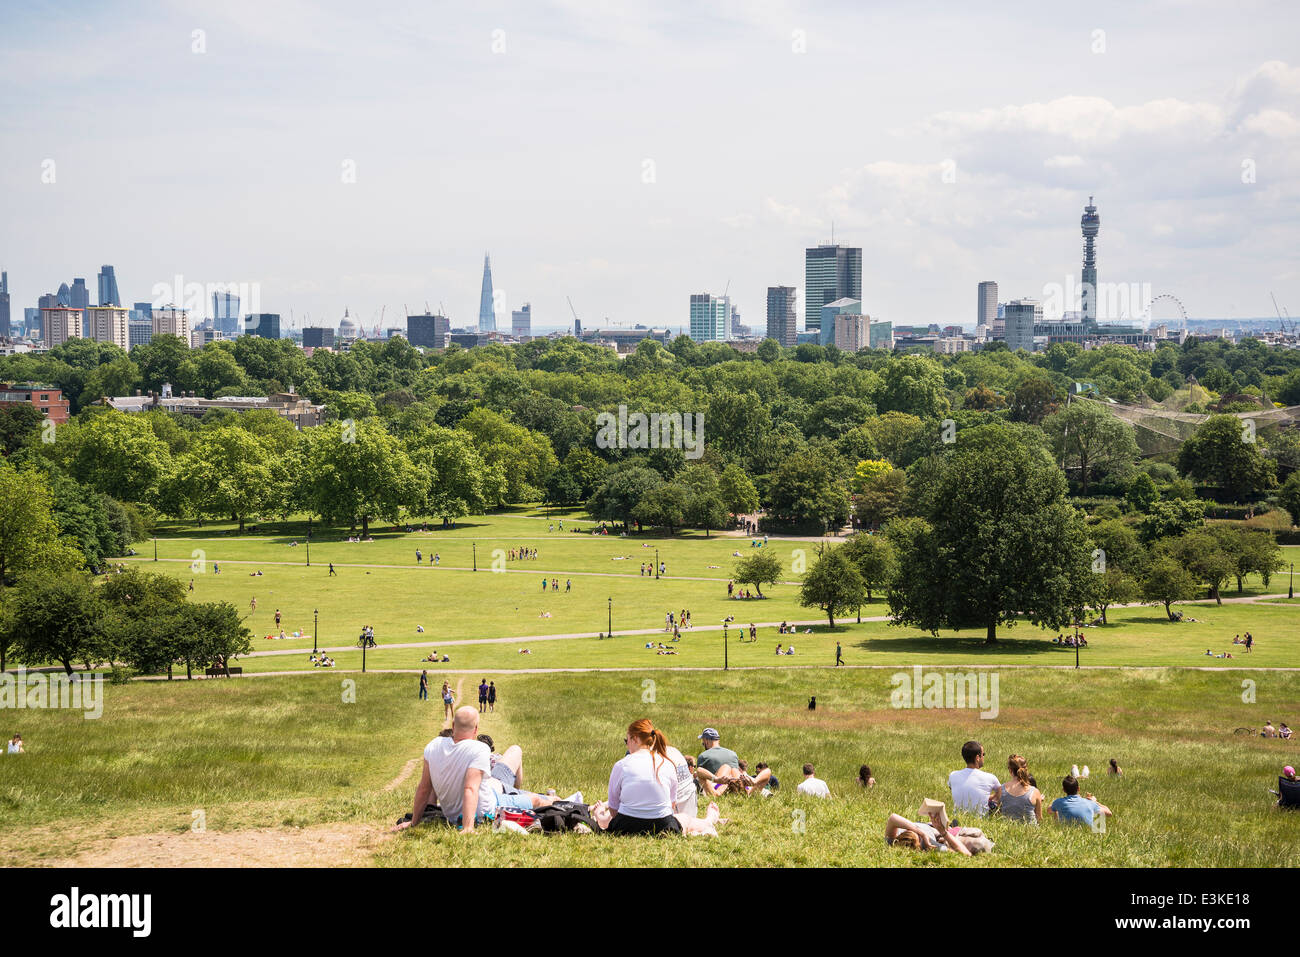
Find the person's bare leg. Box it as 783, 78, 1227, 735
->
749, 768, 771, 788
501, 744, 524, 787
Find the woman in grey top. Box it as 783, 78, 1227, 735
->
1000, 754, 1042, 823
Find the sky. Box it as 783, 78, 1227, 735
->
2, 0, 1298, 334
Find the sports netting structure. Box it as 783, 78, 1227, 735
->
1080, 390, 1300, 459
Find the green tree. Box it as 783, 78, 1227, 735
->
1137, 498, 1206, 543
717, 463, 760, 518
2, 572, 105, 675
1280, 471, 1300, 528
1139, 555, 1200, 620
587, 464, 663, 530
1125, 472, 1159, 513
1043, 400, 1139, 495
167, 427, 281, 532
766, 449, 850, 529
1161, 529, 1233, 604
632, 483, 689, 534
732, 550, 783, 598
1090, 567, 1139, 625
1177, 414, 1277, 498
799, 544, 866, 628
840, 532, 898, 607
302, 421, 423, 536
886, 424, 1093, 643
175, 601, 253, 680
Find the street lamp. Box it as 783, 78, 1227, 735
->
1290, 563, 1294, 600
313, 609, 318, 655
607, 597, 612, 640
722, 619, 729, 671
306, 540, 310, 567
362, 630, 368, 673
655, 548, 660, 580
1075, 621, 1081, 671
473, 542, 477, 572
153, 537, 157, 562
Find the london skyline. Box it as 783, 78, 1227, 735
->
1, 1, 1297, 332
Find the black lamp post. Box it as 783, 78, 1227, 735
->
313, 609, 318, 655
153, 537, 157, 562
473, 543, 477, 572
655, 548, 660, 580
306, 540, 310, 567
723, 619, 729, 671
1075, 622, 1081, 670
362, 630, 368, 673
1290, 563, 1294, 600
607, 597, 612, 639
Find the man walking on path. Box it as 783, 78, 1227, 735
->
836, 642, 844, 666
328, 563, 337, 576
419, 671, 428, 700
478, 678, 489, 710
487, 681, 497, 712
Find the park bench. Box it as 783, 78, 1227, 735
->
204, 667, 243, 677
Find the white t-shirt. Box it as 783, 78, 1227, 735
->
948, 767, 1001, 816
664, 745, 698, 818
796, 776, 831, 798
423, 736, 492, 823
608, 749, 676, 819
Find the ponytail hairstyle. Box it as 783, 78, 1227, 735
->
1007, 754, 1030, 787
627, 718, 672, 777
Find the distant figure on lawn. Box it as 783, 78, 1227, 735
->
836, 642, 844, 666
478, 679, 489, 710
419, 671, 428, 701
858, 765, 876, 789
441, 682, 455, 721
487, 681, 497, 712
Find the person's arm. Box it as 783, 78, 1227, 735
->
1086, 795, 1112, 817
460, 768, 484, 833
1032, 789, 1043, 824
885, 814, 935, 849
395, 760, 435, 831
940, 829, 973, 856
608, 760, 623, 814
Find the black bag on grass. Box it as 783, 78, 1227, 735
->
533, 800, 600, 833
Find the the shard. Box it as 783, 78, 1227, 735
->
478, 253, 496, 332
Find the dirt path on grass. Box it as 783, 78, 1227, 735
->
42, 824, 389, 868
384, 758, 420, 792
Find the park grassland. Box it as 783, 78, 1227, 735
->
1, 668, 1297, 867
122, 515, 1300, 672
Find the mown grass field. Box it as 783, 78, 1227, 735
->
112, 514, 1299, 673
1, 669, 1297, 867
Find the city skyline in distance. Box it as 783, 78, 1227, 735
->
1, 2, 1297, 333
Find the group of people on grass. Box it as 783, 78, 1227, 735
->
1262, 720, 1292, 739
1052, 633, 1087, 648
509, 548, 538, 561
413, 549, 441, 565
392, 718, 1156, 853
308, 653, 336, 668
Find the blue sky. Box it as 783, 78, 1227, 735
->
2, 0, 1297, 332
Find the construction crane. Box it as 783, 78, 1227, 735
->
567, 296, 581, 336
1271, 292, 1292, 335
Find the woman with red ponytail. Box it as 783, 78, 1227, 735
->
605, 718, 683, 836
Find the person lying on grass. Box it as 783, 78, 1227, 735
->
394, 706, 556, 834
885, 800, 993, 855
693, 728, 772, 796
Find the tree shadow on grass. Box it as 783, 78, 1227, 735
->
850, 634, 1067, 658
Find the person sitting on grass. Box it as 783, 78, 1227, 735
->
1047, 774, 1112, 829
796, 763, 831, 798
1108, 758, 1123, 776
7, 733, 24, 754
999, 755, 1043, 824
394, 706, 553, 834
1281, 723, 1292, 740
1263, 720, 1278, 738
948, 740, 1002, 817
858, 765, 876, 789
605, 719, 682, 836
589, 798, 727, 836
885, 800, 992, 855
694, 730, 772, 796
